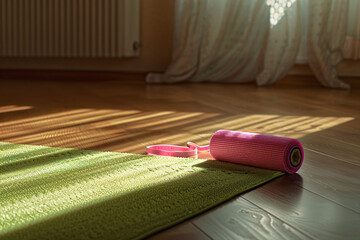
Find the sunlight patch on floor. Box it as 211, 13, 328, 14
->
0, 108, 354, 152
0, 105, 33, 113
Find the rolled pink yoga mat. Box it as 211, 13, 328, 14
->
147, 130, 304, 174
209, 130, 303, 174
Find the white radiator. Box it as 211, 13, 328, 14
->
0, 0, 140, 58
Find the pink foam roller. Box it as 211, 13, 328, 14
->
210, 130, 303, 174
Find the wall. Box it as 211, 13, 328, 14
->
1, 0, 358, 77
0, 0, 174, 72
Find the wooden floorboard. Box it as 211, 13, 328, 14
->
297, 149, 360, 213
148, 222, 211, 240
301, 134, 360, 166
240, 180, 360, 239
0, 75, 359, 239
192, 196, 312, 240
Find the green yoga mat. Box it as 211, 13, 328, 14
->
0, 142, 283, 240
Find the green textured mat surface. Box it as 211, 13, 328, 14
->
0, 142, 284, 240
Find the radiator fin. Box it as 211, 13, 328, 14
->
0, 0, 139, 58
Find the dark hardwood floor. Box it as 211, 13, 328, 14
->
0, 73, 359, 239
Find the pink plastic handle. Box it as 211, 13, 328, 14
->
146, 142, 209, 158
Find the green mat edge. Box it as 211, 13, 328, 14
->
139, 171, 284, 239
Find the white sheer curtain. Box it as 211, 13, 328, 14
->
257, 0, 301, 86
306, 0, 350, 89
343, 0, 360, 59
147, 0, 351, 89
